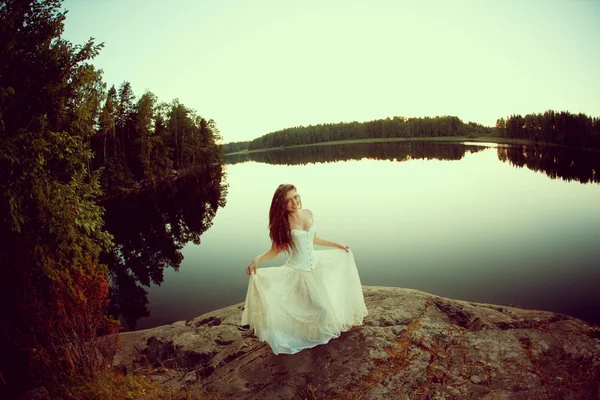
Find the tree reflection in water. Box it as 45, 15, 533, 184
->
498, 145, 599, 184
226, 141, 599, 185
224, 141, 486, 165
107, 143, 598, 329
101, 165, 227, 329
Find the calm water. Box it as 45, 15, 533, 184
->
104, 141, 600, 331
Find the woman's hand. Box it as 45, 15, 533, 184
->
246, 259, 259, 275
245, 245, 281, 276
337, 243, 350, 253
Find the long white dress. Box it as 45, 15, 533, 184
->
241, 224, 368, 355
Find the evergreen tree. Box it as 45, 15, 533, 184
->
96, 85, 118, 165
133, 91, 157, 179
501, 110, 599, 149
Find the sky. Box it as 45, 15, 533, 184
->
61, 0, 600, 144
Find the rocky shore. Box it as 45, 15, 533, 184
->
112, 286, 600, 399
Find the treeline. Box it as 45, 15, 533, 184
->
244, 116, 492, 151
496, 111, 600, 150
0, 1, 221, 397
226, 111, 600, 154
222, 140, 250, 154
92, 84, 222, 196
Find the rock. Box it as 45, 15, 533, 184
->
112, 286, 600, 399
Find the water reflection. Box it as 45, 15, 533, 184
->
101, 165, 227, 329
498, 145, 600, 184
225, 141, 486, 165
117, 142, 599, 331
226, 141, 600, 185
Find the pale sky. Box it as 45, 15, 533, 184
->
61, 0, 600, 143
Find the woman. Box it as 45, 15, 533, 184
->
241, 184, 368, 355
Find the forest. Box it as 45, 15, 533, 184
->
222, 116, 492, 153
222, 111, 600, 154
0, 0, 222, 397
496, 111, 600, 150
92, 84, 222, 197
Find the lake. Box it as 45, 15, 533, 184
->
103, 141, 600, 331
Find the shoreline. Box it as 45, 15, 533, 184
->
120, 285, 599, 336
223, 136, 596, 156
112, 285, 600, 399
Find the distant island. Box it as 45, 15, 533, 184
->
222, 111, 600, 154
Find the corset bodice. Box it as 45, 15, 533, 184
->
285, 224, 317, 270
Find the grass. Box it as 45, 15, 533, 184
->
59, 369, 219, 400
223, 135, 545, 156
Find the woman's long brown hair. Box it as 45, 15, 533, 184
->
269, 184, 301, 253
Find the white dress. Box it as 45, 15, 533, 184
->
241, 224, 368, 354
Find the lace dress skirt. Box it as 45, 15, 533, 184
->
241, 249, 368, 355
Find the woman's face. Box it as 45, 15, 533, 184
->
284, 189, 301, 214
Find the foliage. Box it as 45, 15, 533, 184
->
0, 0, 122, 396
221, 140, 250, 154
496, 111, 600, 150
233, 110, 600, 153
91, 92, 223, 196
246, 116, 492, 150
0, 1, 225, 397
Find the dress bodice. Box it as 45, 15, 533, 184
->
285, 224, 317, 270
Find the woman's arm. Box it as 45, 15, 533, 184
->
246, 243, 281, 275
313, 234, 349, 252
